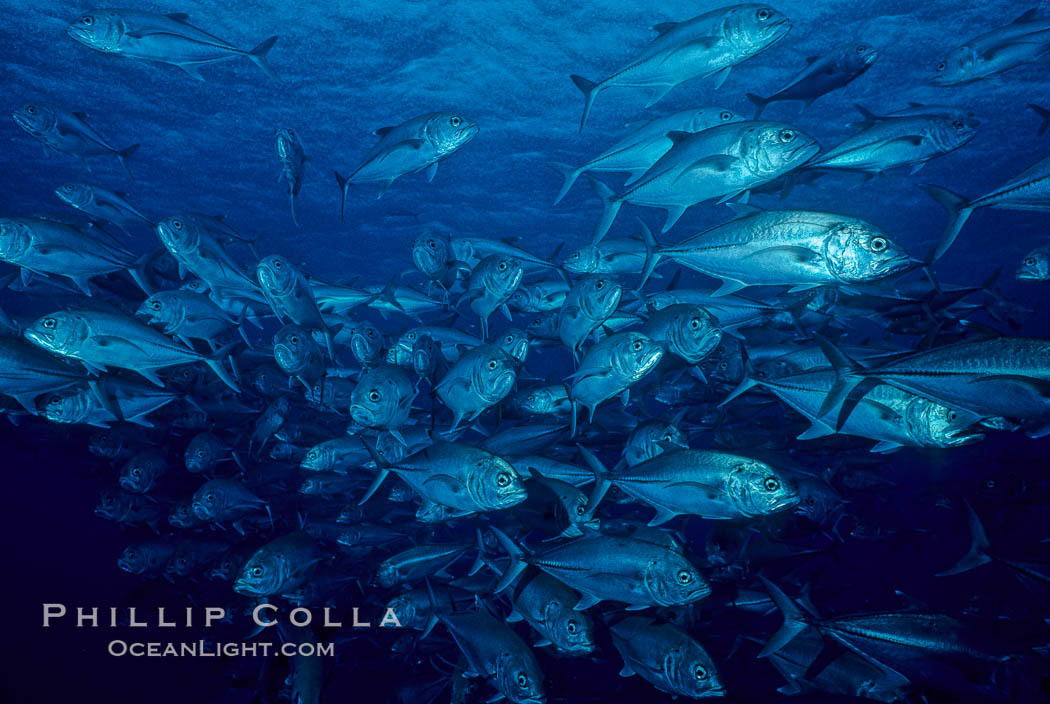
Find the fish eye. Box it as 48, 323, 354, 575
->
451, 116, 462, 127
856, 45, 867, 53
42, 317, 56, 329
778, 129, 796, 143
197, 449, 206, 457
632, 341, 644, 351
273, 259, 282, 268
25, 105, 36, 114
206, 492, 215, 501
757, 8, 771, 21
947, 410, 957, 421
289, 334, 299, 344
1025, 257, 1036, 267
80, 15, 94, 25
694, 664, 708, 680
720, 111, 733, 121
595, 280, 605, 290
131, 468, 141, 477
566, 619, 578, 633
368, 390, 381, 401
764, 477, 780, 491
516, 673, 527, 687
985, 480, 995, 489
870, 237, 887, 252
690, 318, 700, 329
366, 329, 375, 337
663, 433, 673, 441
677, 569, 693, 585
496, 473, 510, 487
488, 359, 498, 370
150, 301, 161, 310
498, 261, 508, 272
575, 505, 586, 515
936, 62, 946, 72
62, 184, 75, 192
251, 566, 264, 576
427, 239, 436, 248
719, 361, 728, 370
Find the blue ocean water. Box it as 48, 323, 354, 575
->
2, 2, 1050, 703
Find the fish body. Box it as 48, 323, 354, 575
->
0, 336, 87, 412
156, 214, 263, 302
557, 276, 623, 354
640, 303, 722, 363
747, 42, 878, 117
234, 533, 322, 597
436, 345, 517, 430
275, 127, 306, 226
273, 324, 324, 387
931, 9, 1050, 85
507, 570, 596, 654
136, 290, 238, 343
257, 255, 336, 358
569, 332, 663, 431
350, 365, 416, 438
12, 102, 138, 177
610, 617, 724, 698
465, 255, 524, 339
54, 182, 152, 231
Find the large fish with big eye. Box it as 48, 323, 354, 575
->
930, 9, 1050, 86
12, 102, 139, 177
136, 290, 241, 346
505, 570, 596, 655
23, 310, 239, 391
640, 303, 722, 364
256, 255, 337, 359
301, 436, 369, 473
557, 275, 622, 358
38, 378, 183, 428
117, 540, 174, 575
570, 5, 791, 131
66, 9, 279, 81
432, 603, 547, 704
118, 449, 167, 494
552, 108, 742, 203
747, 42, 879, 118
493, 527, 710, 610
333, 112, 479, 215
579, 445, 799, 524
274, 128, 306, 227
641, 206, 915, 296
0, 216, 148, 296
361, 440, 527, 517
273, 324, 324, 389
610, 617, 725, 698
569, 332, 663, 435
590, 121, 819, 243
436, 344, 517, 431
234, 532, 323, 597
156, 214, 263, 303
54, 182, 152, 234
350, 365, 416, 443
412, 227, 470, 292
464, 255, 523, 340
192, 478, 267, 524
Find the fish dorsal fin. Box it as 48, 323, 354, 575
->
166, 13, 190, 22
651, 21, 679, 36
1013, 8, 1040, 24
375, 126, 395, 137
726, 202, 762, 218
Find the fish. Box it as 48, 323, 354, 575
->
747, 42, 879, 117
67, 9, 279, 81
118, 449, 167, 494
589, 121, 820, 242
273, 324, 325, 389
640, 303, 722, 364
504, 570, 596, 654
156, 214, 264, 303
463, 255, 524, 339
0, 335, 88, 412
551, 107, 742, 203
256, 255, 338, 358
54, 182, 152, 233
610, 617, 725, 698
1016, 242, 1050, 280
12, 103, 139, 178
930, 9, 1050, 85
557, 275, 623, 357
562, 221, 657, 276
568, 331, 663, 435
350, 365, 416, 442
333, 112, 479, 214
436, 345, 518, 430
275, 128, 307, 227
234, 532, 323, 597
924, 153, 1050, 260
570, 4, 791, 131
640, 205, 916, 296
136, 290, 242, 347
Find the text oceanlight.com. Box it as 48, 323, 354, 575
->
107, 640, 334, 657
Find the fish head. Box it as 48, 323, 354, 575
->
627, 420, 687, 465
274, 127, 302, 161
412, 230, 452, 279
928, 115, 978, 153
577, 275, 623, 319
67, 11, 123, 52
25, 311, 88, 356
38, 386, 92, 424
470, 350, 517, 405
727, 5, 792, 49
94, 488, 130, 520
824, 223, 914, 283
120, 452, 162, 493
117, 546, 148, 574
0, 218, 33, 261
476, 255, 524, 299
351, 322, 384, 365
527, 312, 558, 338
384, 593, 422, 629
748, 123, 820, 176
496, 327, 530, 364
562, 245, 600, 274
494, 651, 546, 704
301, 443, 334, 472
185, 434, 218, 473
256, 255, 297, 295
852, 42, 880, 68
645, 555, 710, 606
181, 279, 210, 295
273, 325, 315, 374
11, 102, 56, 137
793, 477, 843, 525
550, 606, 595, 654
156, 215, 202, 254
610, 332, 664, 381
930, 46, 977, 86
88, 432, 125, 459
234, 549, 288, 597
54, 182, 93, 209
412, 334, 440, 376
694, 108, 740, 132
905, 398, 985, 448
351, 368, 411, 428
468, 455, 528, 510
191, 483, 222, 520
136, 291, 181, 328
725, 460, 799, 516
424, 113, 479, 155
208, 553, 243, 582
1017, 246, 1050, 281
667, 305, 722, 363
665, 644, 725, 698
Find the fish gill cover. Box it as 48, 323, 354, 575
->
2, 1, 1050, 703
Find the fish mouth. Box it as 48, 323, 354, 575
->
232, 580, 256, 595
349, 404, 375, 425
117, 477, 138, 491
862, 50, 880, 66
876, 253, 921, 275
11, 112, 34, 132
66, 24, 91, 44
771, 494, 802, 513
1015, 268, 1041, 281
24, 329, 52, 347
944, 427, 985, 447
791, 141, 821, 165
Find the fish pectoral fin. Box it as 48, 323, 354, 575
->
712, 278, 747, 297
421, 473, 465, 495
643, 83, 675, 108
573, 592, 603, 610
796, 422, 835, 440
175, 63, 206, 81
425, 161, 439, 182
646, 505, 680, 526
618, 662, 636, 677
710, 65, 732, 89
679, 155, 739, 179
745, 245, 820, 263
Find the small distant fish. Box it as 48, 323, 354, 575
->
275, 128, 307, 227
930, 8, 1050, 86
67, 9, 279, 81
12, 103, 139, 178
54, 182, 152, 234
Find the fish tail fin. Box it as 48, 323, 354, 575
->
289, 192, 300, 228
758, 576, 810, 657
467, 527, 487, 576
1029, 104, 1050, 136
248, 36, 280, 81
586, 175, 621, 244
937, 500, 993, 576
334, 171, 350, 222
205, 343, 241, 393
637, 219, 662, 292
127, 250, 156, 296
720, 356, 758, 407
358, 439, 392, 505
746, 93, 768, 119
549, 161, 583, 205
814, 333, 865, 428
491, 527, 528, 593
570, 74, 601, 133
922, 184, 975, 261
576, 444, 612, 517
117, 143, 139, 180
